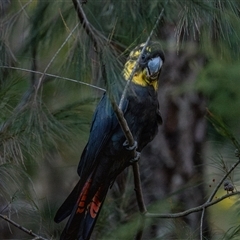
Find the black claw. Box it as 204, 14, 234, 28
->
123, 140, 138, 151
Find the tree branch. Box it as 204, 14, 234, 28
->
208, 157, 240, 203
35, 23, 80, 99
132, 163, 147, 214
72, 0, 124, 52
118, 4, 167, 109
145, 191, 240, 218
0, 214, 48, 240
72, 0, 125, 53
0, 66, 106, 92
2, 0, 33, 26
72, 0, 100, 48
199, 156, 240, 239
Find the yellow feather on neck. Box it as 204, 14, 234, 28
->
123, 60, 158, 91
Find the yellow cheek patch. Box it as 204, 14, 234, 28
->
123, 60, 136, 80
123, 44, 159, 91
123, 59, 158, 91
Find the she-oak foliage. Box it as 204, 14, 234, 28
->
1, 0, 240, 239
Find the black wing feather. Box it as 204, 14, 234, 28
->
77, 91, 128, 178
55, 92, 128, 223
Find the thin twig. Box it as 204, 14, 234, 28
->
0, 214, 48, 240
72, 0, 124, 52
133, 163, 147, 240
2, 0, 33, 25
0, 22, 80, 133
145, 191, 240, 218
132, 163, 147, 214
200, 156, 240, 239
0, 66, 105, 92
72, 0, 105, 50
200, 208, 205, 240
72, 0, 96, 44
208, 158, 240, 202
35, 23, 80, 98
118, 3, 167, 109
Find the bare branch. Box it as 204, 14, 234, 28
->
0, 22, 80, 134
0, 214, 48, 240
209, 158, 240, 202
118, 2, 167, 109
132, 163, 147, 214
200, 156, 240, 239
133, 164, 147, 240
0, 66, 106, 92
72, 0, 106, 50
35, 23, 80, 98
200, 208, 205, 240
2, 0, 33, 25
145, 191, 240, 218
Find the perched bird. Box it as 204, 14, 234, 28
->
54, 43, 165, 240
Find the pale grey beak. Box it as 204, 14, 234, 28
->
147, 57, 163, 80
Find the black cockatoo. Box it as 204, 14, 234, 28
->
54, 42, 164, 240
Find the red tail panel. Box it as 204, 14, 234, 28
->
59, 179, 109, 240
89, 187, 102, 218
76, 179, 92, 214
